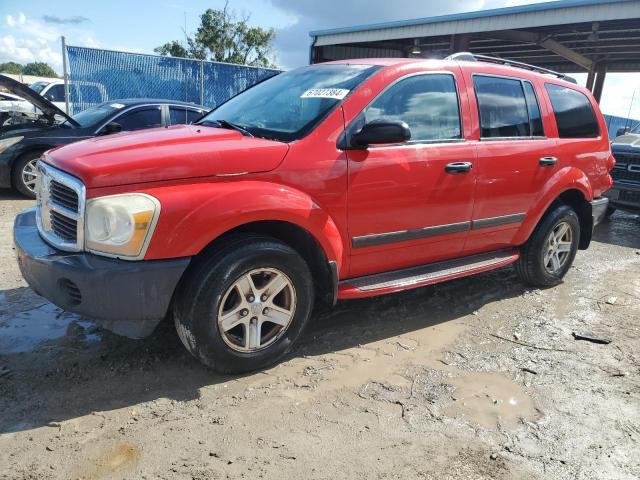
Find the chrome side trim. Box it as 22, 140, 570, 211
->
351, 213, 526, 248
471, 213, 525, 230
352, 221, 470, 248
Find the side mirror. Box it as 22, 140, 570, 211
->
616, 127, 630, 137
101, 122, 122, 135
351, 120, 411, 148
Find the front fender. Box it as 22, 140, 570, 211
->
513, 166, 593, 245
143, 180, 345, 271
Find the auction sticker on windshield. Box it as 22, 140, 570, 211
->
301, 88, 350, 100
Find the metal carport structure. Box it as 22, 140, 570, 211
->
309, 0, 640, 102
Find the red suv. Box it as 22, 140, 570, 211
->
14, 55, 613, 373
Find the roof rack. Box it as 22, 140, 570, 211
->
445, 52, 578, 84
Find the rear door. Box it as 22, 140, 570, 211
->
346, 70, 477, 277
464, 73, 557, 254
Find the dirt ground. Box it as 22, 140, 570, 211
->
0, 188, 638, 480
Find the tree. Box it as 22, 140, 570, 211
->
23, 62, 58, 77
0, 62, 23, 74
154, 2, 277, 68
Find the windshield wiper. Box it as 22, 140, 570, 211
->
208, 119, 254, 137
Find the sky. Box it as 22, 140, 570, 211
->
1, 0, 639, 118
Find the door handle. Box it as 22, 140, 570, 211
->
445, 161, 473, 174
539, 156, 558, 167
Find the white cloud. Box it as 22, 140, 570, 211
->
5, 15, 15, 28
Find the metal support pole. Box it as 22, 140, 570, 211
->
61, 36, 71, 115
200, 60, 205, 106
586, 69, 595, 91
593, 64, 607, 104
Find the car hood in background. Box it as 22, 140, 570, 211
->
611, 133, 640, 148
0, 74, 79, 127
44, 124, 290, 189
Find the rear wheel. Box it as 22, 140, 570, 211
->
515, 204, 580, 287
12, 151, 43, 198
173, 235, 314, 373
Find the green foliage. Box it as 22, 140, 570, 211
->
22, 62, 58, 77
0, 62, 24, 74
155, 2, 276, 68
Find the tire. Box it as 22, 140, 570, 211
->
12, 151, 43, 198
604, 206, 616, 219
173, 235, 314, 373
515, 204, 580, 287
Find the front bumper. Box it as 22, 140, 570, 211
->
14, 209, 191, 338
605, 183, 640, 212
590, 197, 609, 227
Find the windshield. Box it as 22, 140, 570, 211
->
66, 102, 125, 127
30, 82, 50, 94
630, 123, 640, 134
198, 64, 380, 142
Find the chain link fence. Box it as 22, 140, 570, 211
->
65, 46, 280, 114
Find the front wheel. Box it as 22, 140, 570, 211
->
173, 235, 314, 373
515, 204, 580, 287
12, 151, 43, 198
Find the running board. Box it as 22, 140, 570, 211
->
338, 249, 519, 299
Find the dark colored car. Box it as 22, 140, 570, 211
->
0, 75, 207, 197
607, 126, 640, 215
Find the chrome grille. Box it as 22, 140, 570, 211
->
36, 161, 85, 252
49, 180, 79, 211
50, 210, 78, 240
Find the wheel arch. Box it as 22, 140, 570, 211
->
189, 220, 338, 307
517, 187, 593, 250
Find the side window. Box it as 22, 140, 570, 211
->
169, 106, 202, 125
364, 74, 461, 142
473, 75, 530, 138
44, 84, 65, 103
545, 84, 599, 138
117, 107, 162, 131
523, 82, 544, 137
186, 109, 203, 124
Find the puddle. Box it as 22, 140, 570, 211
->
0, 301, 100, 354
445, 371, 538, 429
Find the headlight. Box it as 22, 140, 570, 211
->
0, 136, 24, 153
85, 193, 160, 259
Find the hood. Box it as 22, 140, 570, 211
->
0, 74, 79, 127
611, 133, 640, 147
45, 124, 290, 189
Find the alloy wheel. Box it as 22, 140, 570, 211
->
543, 221, 573, 274
21, 158, 39, 194
217, 268, 296, 352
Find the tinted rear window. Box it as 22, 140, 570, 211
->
473, 75, 530, 138
545, 84, 599, 138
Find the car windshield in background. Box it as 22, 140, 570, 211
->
199, 64, 380, 142
67, 103, 124, 127
29, 82, 49, 94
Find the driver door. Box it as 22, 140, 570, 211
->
346, 71, 476, 278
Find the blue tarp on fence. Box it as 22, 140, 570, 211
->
66, 46, 280, 114
604, 114, 639, 140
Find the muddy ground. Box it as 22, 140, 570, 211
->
0, 189, 638, 480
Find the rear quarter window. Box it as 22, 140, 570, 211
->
545, 84, 599, 138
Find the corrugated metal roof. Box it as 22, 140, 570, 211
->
311, 0, 640, 45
